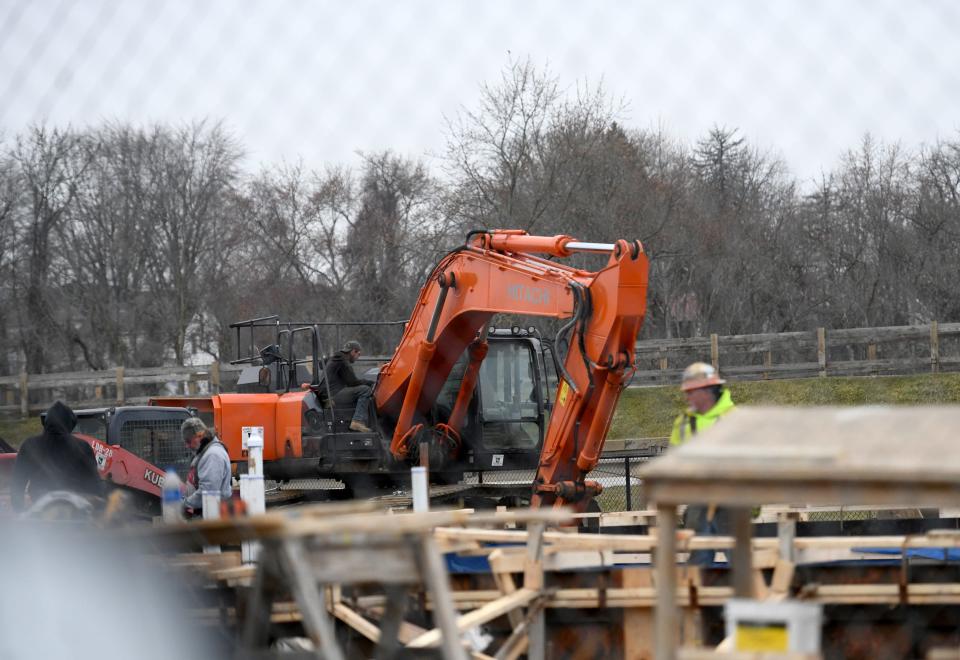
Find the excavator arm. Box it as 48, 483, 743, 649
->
373, 229, 649, 509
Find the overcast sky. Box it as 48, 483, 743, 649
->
1, 0, 958, 184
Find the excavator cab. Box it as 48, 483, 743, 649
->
432, 327, 559, 472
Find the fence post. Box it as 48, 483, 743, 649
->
763, 347, 772, 380
658, 349, 668, 385
188, 375, 199, 396
867, 342, 877, 376
624, 456, 632, 511
817, 327, 826, 377
931, 321, 940, 374
710, 333, 719, 371
19, 370, 28, 418
210, 361, 221, 394
116, 367, 125, 404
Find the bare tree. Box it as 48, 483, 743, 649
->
55, 124, 164, 369
0, 138, 21, 373
141, 121, 242, 365
237, 161, 353, 321
913, 135, 960, 321
340, 151, 448, 351
12, 126, 94, 372
444, 58, 624, 234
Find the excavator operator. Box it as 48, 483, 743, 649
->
325, 340, 376, 433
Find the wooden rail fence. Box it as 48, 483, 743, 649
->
0, 363, 250, 416
633, 321, 960, 386
1, 323, 958, 415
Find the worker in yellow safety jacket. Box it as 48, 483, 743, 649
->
669, 362, 736, 565
669, 362, 736, 446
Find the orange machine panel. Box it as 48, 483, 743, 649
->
275, 392, 306, 459
213, 393, 279, 462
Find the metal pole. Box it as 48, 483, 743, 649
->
564, 241, 616, 253
624, 457, 632, 510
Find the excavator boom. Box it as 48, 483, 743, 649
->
373, 230, 649, 509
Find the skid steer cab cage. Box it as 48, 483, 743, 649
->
229, 316, 408, 394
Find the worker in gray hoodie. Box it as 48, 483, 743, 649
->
180, 417, 232, 516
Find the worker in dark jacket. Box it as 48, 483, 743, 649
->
325, 340, 375, 432
10, 400, 104, 511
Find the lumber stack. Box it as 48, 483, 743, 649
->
141, 502, 960, 659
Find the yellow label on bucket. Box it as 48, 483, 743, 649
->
735, 623, 788, 652
558, 380, 569, 406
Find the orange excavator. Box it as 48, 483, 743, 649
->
154, 230, 649, 510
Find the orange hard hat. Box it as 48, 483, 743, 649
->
680, 361, 725, 392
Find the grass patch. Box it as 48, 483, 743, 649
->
0, 415, 42, 449
5, 372, 960, 449
610, 372, 960, 439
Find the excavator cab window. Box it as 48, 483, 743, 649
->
478, 340, 541, 450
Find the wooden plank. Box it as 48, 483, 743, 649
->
769, 559, 795, 601
116, 367, 125, 404
19, 371, 27, 417
680, 568, 702, 648
829, 322, 960, 343
524, 522, 545, 591
524, 522, 546, 660
777, 514, 797, 562
210, 361, 221, 394
303, 545, 420, 584
331, 602, 381, 643
280, 539, 345, 660
406, 589, 537, 649
817, 327, 826, 377
655, 505, 679, 660
932, 320, 940, 373
623, 568, 655, 660
677, 650, 818, 660
403, 582, 960, 611
434, 528, 740, 553
416, 534, 470, 660
494, 611, 535, 660
488, 550, 524, 629
710, 334, 719, 371
731, 508, 754, 599
361, 608, 428, 646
